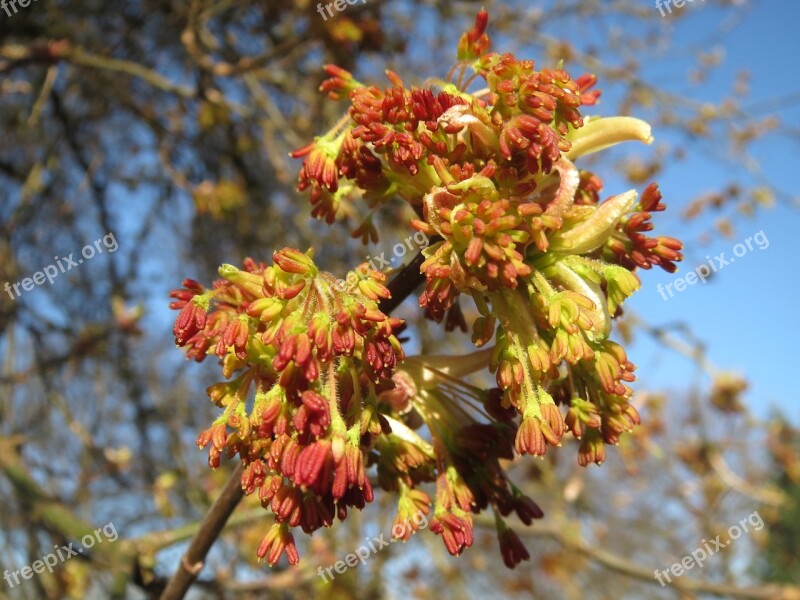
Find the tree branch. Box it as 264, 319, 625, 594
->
504, 519, 800, 600
159, 462, 246, 600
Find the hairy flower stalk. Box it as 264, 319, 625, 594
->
172, 9, 684, 570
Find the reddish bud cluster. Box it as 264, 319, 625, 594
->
456, 9, 490, 61
348, 83, 467, 177
605, 183, 684, 273
170, 250, 409, 565
415, 180, 532, 299
291, 8, 601, 234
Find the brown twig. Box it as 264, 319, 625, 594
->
159, 462, 245, 600
379, 238, 436, 315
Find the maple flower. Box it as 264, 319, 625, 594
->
495, 514, 531, 569
171, 249, 405, 564
257, 522, 299, 566
175, 8, 686, 572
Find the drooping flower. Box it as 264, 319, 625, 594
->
257, 522, 300, 566
495, 517, 531, 569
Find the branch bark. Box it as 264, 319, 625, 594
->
159, 462, 245, 600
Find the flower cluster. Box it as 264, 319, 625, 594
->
174, 9, 685, 572
170, 249, 406, 564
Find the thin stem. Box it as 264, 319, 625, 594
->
159, 462, 246, 600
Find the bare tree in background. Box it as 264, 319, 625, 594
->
0, 1, 797, 599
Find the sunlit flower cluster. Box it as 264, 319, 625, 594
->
171, 250, 405, 563
173, 10, 684, 570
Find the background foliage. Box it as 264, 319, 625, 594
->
0, 1, 797, 598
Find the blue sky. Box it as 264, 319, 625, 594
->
596, 1, 800, 420
395, 0, 800, 420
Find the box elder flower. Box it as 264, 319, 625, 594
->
170, 9, 684, 570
